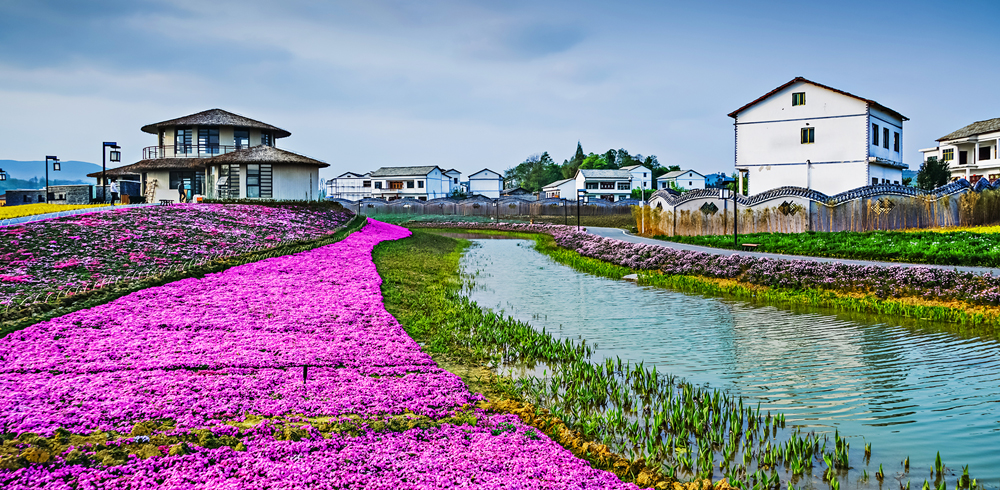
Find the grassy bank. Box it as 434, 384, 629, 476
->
373, 229, 889, 490
654, 229, 1000, 267
0, 214, 368, 338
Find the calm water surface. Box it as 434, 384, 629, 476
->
460, 239, 1000, 482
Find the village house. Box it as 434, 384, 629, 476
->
468, 169, 503, 198
541, 178, 575, 199
326, 171, 372, 200
89, 109, 327, 202
620, 165, 653, 191
443, 169, 463, 195
576, 169, 633, 202
659, 170, 706, 190
729, 77, 908, 195
368, 166, 451, 200
920, 118, 1000, 183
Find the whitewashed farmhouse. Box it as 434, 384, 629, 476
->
620, 165, 653, 191
90, 109, 328, 202
368, 166, 452, 200
468, 169, 503, 198
326, 171, 372, 200
659, 170, 705, 190
920, 118, 1000, 183
542, 178, 576, 199
577, 169, 632, 202
444, 169, 462, 196
729, 77, 908, 195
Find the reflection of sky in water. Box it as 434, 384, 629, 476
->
461, 239, 1000, 481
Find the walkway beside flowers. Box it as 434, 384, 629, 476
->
0, 219, 641, 489
586, 226, 1000, 276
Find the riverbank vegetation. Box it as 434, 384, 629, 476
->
654, 228, 1000, 267
373, 229, 963, 490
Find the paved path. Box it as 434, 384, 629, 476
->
585, 226, 1000, 276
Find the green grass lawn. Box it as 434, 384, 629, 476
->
654, 230, 1000, 267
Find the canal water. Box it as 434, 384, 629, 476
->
459, 238, 1000, 483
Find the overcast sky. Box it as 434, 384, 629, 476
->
2, 0, 999, 182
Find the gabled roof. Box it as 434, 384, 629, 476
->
469, 168, 501, 178
203, 145, 329, 167
87, 158, 203, 177
619, 164, 649, 171
335, 171, 369, 179
140, 109, 292, 138
542, 178, 574, 189
727, 77, 908, 122
370, 166, 441, 177
938, 118, 1000, 141
501, 187, 531, 195
444, 168, 462, 175
578, 169, 632, 179
662, 169, 704, 179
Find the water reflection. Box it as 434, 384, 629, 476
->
460, 239, 1000, 481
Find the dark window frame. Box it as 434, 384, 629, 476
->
175, 127, 193, 154
980, 146, 992, 161
801, 127, 815, 144
792, 92, 806, 106
585, 182, 598, 190
942, 149, 954, 161
872, 124, 879, 146
883, 128, 890, 149
234, 129, 250, 150
894, 132, 900, 152
198, 126, 220, 154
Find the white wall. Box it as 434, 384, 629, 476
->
736, 81, 875, 195
273, 166, 319, 201
627, 166, 653, 190
868, 106, 904, 164
469, 170, 502, 198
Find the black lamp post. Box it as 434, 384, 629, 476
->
0, 168, 7, 181
44, 156, 60, 202
577, 189, 587, 231
102, 142, 120, 202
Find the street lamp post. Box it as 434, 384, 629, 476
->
44, 156, 60, 203
102, 142, 120, 202
577, 189, 587, 231
0, 168, 8, 181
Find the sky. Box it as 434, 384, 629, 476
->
1, 0, 999, 183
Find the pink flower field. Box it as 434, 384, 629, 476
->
0, 204, 353, 304
0, 219, 640, 489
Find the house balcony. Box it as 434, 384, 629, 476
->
143, 145, 246, 160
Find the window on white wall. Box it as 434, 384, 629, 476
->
801, 127, 815, 144
883, 128, 889, 149
872, 177, 878, 185
894, 132, 900, 152
792, 92, 805, 106
872, 124, 879, 146
980, 146, 992, 161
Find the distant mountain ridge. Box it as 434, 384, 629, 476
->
0, 160, 104, 183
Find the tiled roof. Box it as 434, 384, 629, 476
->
662, 170, 702, 179
370, 166, 440, 177
86, 158, 203, 177
937, 118, 1000, 141
542, 178, 574, 189
204, 146, 329, 167
578, 169, 631, 179
140, 109, 291, 138
728, 77, 908, 122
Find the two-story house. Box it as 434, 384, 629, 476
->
88, 109, 328, 202
468, 169, 503, 199
729, 77, 908, 195
659, 170, 706, 190
576, 169, 633, 202
920, 118, 1000, 183
444, 169, 463, 196
620, 165, 653, 191
369, 166, 451, 200
542, 178, 576, 199
326, 171, 372, 200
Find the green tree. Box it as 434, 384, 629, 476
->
579, 153, 610, 170
630, 188, 654, 200
561, 142, 587, 178
916, 157, 950, 190
504, 152, 562, 193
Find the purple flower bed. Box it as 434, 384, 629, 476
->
419, 222, 1000, 305
0, 204, 353, 303
2, 416, 636, 489
0, 219, 639, 489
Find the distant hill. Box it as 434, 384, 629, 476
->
0, 160, 109, 192
0, 160, 104, 183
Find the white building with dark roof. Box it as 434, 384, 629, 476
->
920, 118, 1000, 183
542, 178, 576, 199
659, 170, 705, 190
326, 171, 372, 200
444, 169, 462, 196
620, 164, 653, 191
89, 109, 327, 202
576, 168, 633, 202
468, 168, 503, 198
369, 166, 450, 200
729, 77, 908, 195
